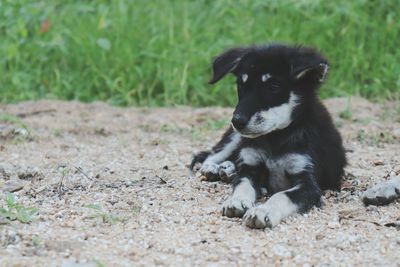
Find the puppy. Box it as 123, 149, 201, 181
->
190, 44, 347, 228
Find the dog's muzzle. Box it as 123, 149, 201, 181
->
231, 114, 248, 131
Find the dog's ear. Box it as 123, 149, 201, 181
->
209, 47, 249, 84
291, 48, 329, 84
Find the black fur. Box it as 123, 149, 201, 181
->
190, 44, 347, 228
189, 151, 211, 171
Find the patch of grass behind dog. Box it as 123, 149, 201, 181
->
1, 1, 399, 105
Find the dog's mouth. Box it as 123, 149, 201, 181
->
231, 123, 266, 138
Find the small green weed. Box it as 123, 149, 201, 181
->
191, 118, 229, 141
31, 235, 41, 246
0, 193, 38, 224
0, 114, 31, 143
339, 98, 353, 121
203, 118, 229, 131
94, 260, 106, 267
53, 128, 62, 137
159, 124, 189, 134
0, 114, 27, 128
131, 206, 141, 214
356, 129, 395, 146
84, 204, 121, 224
156, 118, 229, 141
339, 110, 352, 121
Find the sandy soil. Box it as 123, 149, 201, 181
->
0, 98, 399, 267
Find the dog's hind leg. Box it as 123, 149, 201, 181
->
244, 174, 322, 228
247, 177, 322, 229
191, 127, 241, 181
362, 176, 400, 206
244, 153, 322, 228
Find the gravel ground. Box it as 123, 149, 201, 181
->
0, 98, 399, 267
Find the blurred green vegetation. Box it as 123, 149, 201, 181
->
1, 0, 399, 106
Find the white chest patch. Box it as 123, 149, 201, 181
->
266, 153, 313, 193
239, 147, 263, 166
237, 147, 313, 193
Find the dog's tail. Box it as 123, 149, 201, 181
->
189, 150, 211, 172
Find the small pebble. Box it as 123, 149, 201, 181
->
373, 160, 384, 166
2, 179, 25, 192
328, 221, 340, 229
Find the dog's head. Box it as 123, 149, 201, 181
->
209, 44, 328, 138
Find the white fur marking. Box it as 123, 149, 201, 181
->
266, 153, 312, 192
239, 147, 263, 166
295, 63, 329, 82
240, 93, 299, 138
218, 160, 236, 181
199, 162, 219, 175
319, 63, 328, 82
242, 73, 248, 83
295, 69, 310, 79
224, 57, 242, 74
243, 185, 300, 228
222, 178, 256, 217
261, 73, 271, 82
232, 178, 257, 201
262, 188, 299, 225
277, 154, 313, 174
203, 132, 241, 166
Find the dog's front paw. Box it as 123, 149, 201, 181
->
199, 162, 220, 181
218, 161, 236, 183
362, 178, 400, 206
222, 197, 254, 218
243, 206, 278, 229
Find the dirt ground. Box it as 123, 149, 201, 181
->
0, 98, 399, 267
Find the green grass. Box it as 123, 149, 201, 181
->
84, 204, 121, 224
0, 113, 31, 143
0, 113, 27, 129
1, 0, 399, 106
0, 193, 38, 224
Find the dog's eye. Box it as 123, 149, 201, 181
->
261, 73, 271, 82
242, 74, 248, 83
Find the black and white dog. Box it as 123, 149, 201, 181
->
190, 44, 347, 229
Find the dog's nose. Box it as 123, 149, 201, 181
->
231, 114, 248, 130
